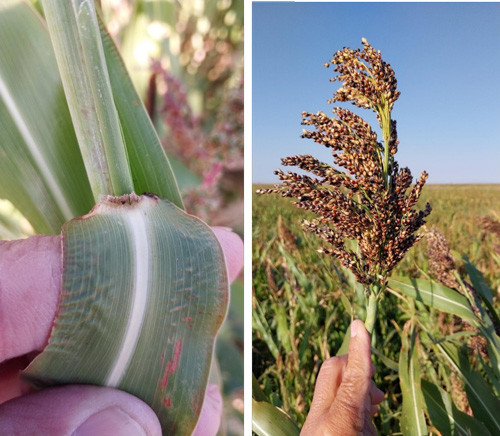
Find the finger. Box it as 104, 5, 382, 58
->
307, 355, 348, 414
0, 385, 161, 436
369, 404, 379, 417
329, 320, 373, 432
0, 356, 32, 403
192, 383, 223, 436
363, 411, 378, 436
370, 381, 385, 405
0, 235, 61, 362
211, 226, 244, 283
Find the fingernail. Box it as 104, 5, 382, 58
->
73, 407, 147, 436
351, 320, 359, 337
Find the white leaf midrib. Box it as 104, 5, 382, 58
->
106, 208, 149, 387
0, 73, 73, 220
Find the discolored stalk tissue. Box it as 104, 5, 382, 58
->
258, 39, 431, 335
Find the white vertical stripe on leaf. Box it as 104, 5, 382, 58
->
106, 208, 149, 387
0, 74, 73, 220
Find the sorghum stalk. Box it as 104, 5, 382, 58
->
365, 292, 379, 337
258, 39, 431, 337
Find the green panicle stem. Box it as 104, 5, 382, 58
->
364, 292, 378, 337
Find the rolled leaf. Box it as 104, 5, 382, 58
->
41, 0, 134, 199
24, 194, 228, 435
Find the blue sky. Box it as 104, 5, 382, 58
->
252, 2, 500, 184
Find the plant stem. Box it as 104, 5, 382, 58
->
380, 101, 392, 188
364, 292, 378, 336
42, 0, 134, 200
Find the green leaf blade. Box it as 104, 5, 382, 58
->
252, 399, 300, 436
98, 17, 183, 208
24, 194, 228, 435
389, 277, 478, 322
422, 379, 492, 436
435, 341, 500, 435
399, 322, 428, 436
0, 0, 94, 233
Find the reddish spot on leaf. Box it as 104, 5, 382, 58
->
163, 397, 171, 407
182, 317, 193, 322
133, 100, 138, 105
160, 340, 183, 387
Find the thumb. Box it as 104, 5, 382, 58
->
0, 385, 162, 436
330, 320, 373, 433
192, 383, 223, 436
211, 226, 243, 283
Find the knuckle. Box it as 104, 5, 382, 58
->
333, 394, 365, 434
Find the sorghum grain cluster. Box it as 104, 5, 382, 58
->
258, 39, 431, 289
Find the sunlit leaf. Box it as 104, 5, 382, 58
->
0, 0, 94, 234
252, 399, 300, 436
389, 277, 478, 322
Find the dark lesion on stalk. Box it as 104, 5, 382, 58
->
257, 39, 431, 287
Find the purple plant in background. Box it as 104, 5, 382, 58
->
149, 61, 243, 226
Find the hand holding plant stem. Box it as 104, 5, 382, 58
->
258, 39, 431, 336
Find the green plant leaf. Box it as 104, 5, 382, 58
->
335, 325, 351, 356
478, 348, 500, 397
0, 0, 94, 234
253, 298, 279, 360
98, 17, 184, 208
24, 194, 228, 435
372, 346, 399, 371
40, 0, 184, 209
41, 0, 134, 199
252, 373, 270, 403
422, 379, 491, 436
435, 341, 500, 435
462, 255, 493, 305
389, 277, 478, 322
399, 321, 428, 436
252, 399, 301, 436
0, 200, 31, 239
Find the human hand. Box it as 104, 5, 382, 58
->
0, 226, 243, 436
300, 320, 384, 436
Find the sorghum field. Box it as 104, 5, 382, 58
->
253, 183, 500, 435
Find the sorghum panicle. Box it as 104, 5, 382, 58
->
258, 39, 431, 287
425, 227, 460, 290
